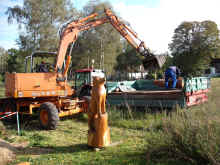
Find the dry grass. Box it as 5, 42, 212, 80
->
146, 78, 220, 165
0, 78, 219, 165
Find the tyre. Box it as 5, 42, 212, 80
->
79, 85, 92, 97
1, 100, 17, 122
39, 102, 59, 130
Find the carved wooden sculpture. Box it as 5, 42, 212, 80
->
88, 76, 110, 148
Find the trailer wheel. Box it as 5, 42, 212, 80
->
79, 85, 92, 97
39, 102, 59, 130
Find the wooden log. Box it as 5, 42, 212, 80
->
88, 113, 111, 148
154, 78, 184, 89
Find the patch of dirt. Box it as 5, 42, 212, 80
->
0, 138, 29, 165
0, 139, 17, 165
0, 137, 56, 164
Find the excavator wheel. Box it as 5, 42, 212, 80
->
39, 102, 59, 130
1, 100, 17, 122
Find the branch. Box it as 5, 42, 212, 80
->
5, 5, 28, 25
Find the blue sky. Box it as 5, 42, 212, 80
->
0, 0, 23, 49
1, 0, 220, 53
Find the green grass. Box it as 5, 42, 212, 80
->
0, 78, 220, 165
1, 111, 189, 165
3, 118, 147, 165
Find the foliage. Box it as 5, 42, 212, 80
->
0, 47, 8, 74
7, 48, 25, 73
70, 1, 124, 74
147, 109, 220, 164
5, 0, 131, 75
6, 0, 78, 52
147, 78, 220, 165
169, 21, 220, 77
114, 45, 143, 72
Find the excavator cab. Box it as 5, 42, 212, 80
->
25, 51, 57, 73
75, 69, 105, 97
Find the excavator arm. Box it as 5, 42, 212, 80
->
55, 9, 165, 80
104, 9, 166, 69
104, 9, 150, 56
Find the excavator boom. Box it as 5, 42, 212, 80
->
55, 9, 165, 79
2, 8, 166, 130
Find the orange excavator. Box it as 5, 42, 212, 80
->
0, 9, 164, 129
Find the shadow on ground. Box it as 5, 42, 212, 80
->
16, 143, 90, 155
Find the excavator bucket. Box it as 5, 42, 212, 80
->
142, 55, 166, 70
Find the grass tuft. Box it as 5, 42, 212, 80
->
146, 78, 220, 165
0, 78, 220, 165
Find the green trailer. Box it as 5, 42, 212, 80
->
106, 77, 211, 109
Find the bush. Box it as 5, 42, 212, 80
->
147, 107, 220, 165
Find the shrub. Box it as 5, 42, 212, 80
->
147, 106, 220, 165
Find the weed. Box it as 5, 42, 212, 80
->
146, 78, 220, 165
1, 78, 220, 165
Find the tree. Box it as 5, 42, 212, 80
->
7, 49, 24, 73
6, 0, 78, 52
114, 45, 143, 72
0, 47, 8, 74
169, 21, 220, 77
69, 1, 124, 74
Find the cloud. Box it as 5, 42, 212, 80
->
112, 0, 220, 53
